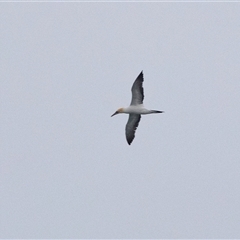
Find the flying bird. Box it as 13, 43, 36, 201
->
111, 71, 164, 145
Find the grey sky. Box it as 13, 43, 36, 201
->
1, 3, 240, 238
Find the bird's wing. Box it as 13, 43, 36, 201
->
130, 71, 144, 105
125, 114, 141, 145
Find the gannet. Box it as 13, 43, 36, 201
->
111, 71, 164, 145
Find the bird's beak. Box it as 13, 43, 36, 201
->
111, 111, 118, 117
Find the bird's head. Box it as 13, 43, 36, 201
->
111, 108, 124, 117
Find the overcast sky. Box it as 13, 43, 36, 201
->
1, 2, 240, 238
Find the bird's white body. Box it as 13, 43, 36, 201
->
111, 71, 163, 145
120, 105, 159, 115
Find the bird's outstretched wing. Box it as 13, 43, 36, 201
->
125, 114, 141, 145
130, 71, 144, 106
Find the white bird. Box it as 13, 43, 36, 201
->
111, 71, 164, 145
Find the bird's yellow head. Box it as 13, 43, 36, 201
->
111, 108, 124, 117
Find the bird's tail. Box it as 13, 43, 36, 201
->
150, 110, 164, 113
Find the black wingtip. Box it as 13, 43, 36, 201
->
136, 71, 144, 82
126, 137, 133, 145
